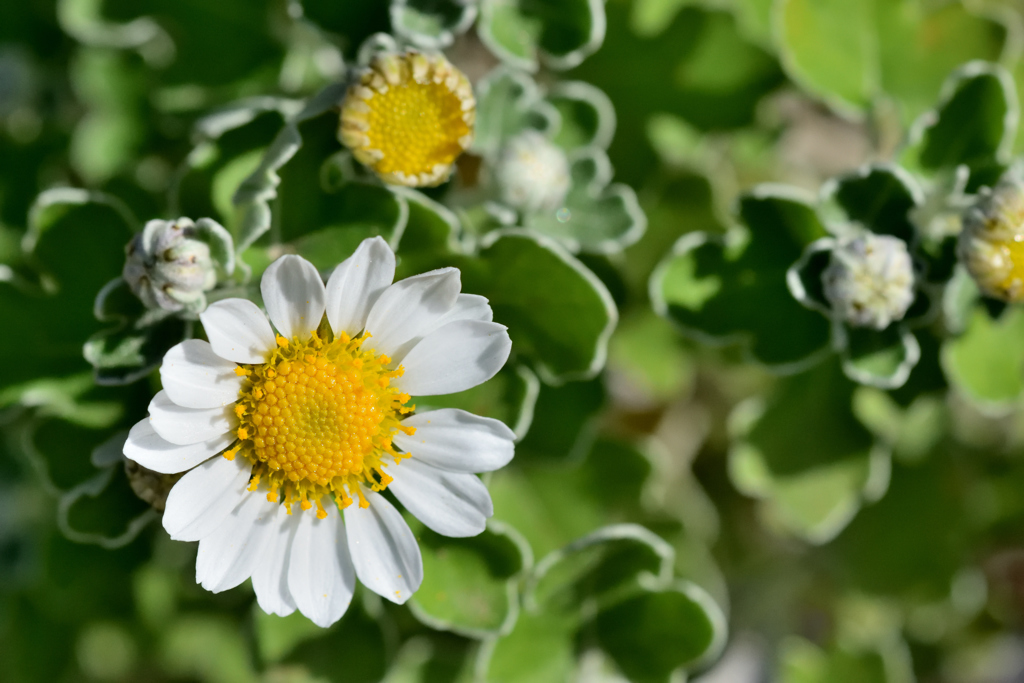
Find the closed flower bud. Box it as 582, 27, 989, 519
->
823, 234, 915, 329
495, 130, 571, 214
959, 168, 1024, 302
123, 218, 217, 313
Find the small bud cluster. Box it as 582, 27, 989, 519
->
959, 168, 1024, 302
823, 233, 915, 330
495, 130, 571, 214
123, 218, 218, 314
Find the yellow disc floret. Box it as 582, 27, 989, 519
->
229, 331, 415, 518
339, 50, 475, 187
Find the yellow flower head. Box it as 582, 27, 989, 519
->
960, 169, 1024, 302
339, 51, 475, 187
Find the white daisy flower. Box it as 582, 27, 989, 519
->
123, 237, 514, 627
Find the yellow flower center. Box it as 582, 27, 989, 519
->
340, 51, 475, 187
228, 331, 414, 518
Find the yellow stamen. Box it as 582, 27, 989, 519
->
339, 50, 475, 187
230, 330, 412, 517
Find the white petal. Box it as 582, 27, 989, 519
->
261, 255, 326, 341
398, 321, 512, 396
196, 491, 278, 592
288, 506, 357, 627
391, 294, 496, 365
200, 298, 276, 364
325, 236, 396, 337
160, 340, 243, 409
163, 454, 251, 542
388, 457, 492, 538
252, 504, 299, 617
124, 419, 232, 474
148, 390, 236, 446
344, 489, 422, 604
364, 268, 460, 358
394, 409, 515, 473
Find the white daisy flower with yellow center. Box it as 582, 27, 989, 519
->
339, 50, 474, 187
123, 237, 514, 627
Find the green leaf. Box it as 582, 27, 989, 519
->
390, 0, 476, 49
409, 521, 530, 638
779, 637, 887, 683
83, 278, 189, 385
160, 616, 259, 683
527, 524, 674, 619
652, 186, 831, 371
594, 581, 727, 683
910, 61, 1018, 173
941, 306, 1024, 411
778, 0, 1006, 117
831, 455, 970, 596
838, 325, 921, 390
822, 164, 922, 243
255, 609, 325, 664
477, 610, 577, 683
728, 359, 889, 543
468, 230, 617, 382
608, 309, 695, 405
477, 0, 605, 71
547, 81, 616, 151
472, 68, 559, 159
525, 148, 646, 254
232, 82, 349, 255
568, 5, 782, 184
292, 183, 408, 271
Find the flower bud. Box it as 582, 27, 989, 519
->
823, 234, 915, 329
123, 218, 217, 313
959, 168, 1024, 302
495, 130, 571, 214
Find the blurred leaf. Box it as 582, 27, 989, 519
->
478, 610, 577, 683
568, 5, 782, 184
390, 0, 476, 49
823, 164, 922, 243
256, 609, 325, 665
779, 0, 1006, 117
283, 603, 387, 682
942, 306, 1024, 411
831, 455, 969, 596
525, 148, 646, 254
652, 187, 831, 371
161, 615, 259, 683
909, 61, 1018, 174
608, 309, 694, 404
547, 81, 616, 151
472, 68, 559, 159
594, 581, 726, 683
410, 521, 529, 638
838, 324, 920, 391
477, 0, 605, 71
779, 637, 887, 683
729, 359, 888, 543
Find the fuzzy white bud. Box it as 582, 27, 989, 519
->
959, 168, 1024, 302
495, 130, 571, 214
123, 218, 217, 314
823, 234, 915, 329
